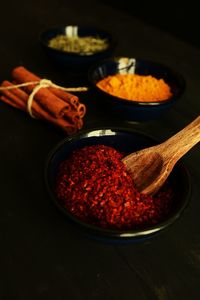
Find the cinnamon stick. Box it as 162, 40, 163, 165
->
0, 95, 23, 110
1, 94, 78, 134
49, 87, 80, 109
0, 81, 26, 111
0, 81, 79, 134
0, 66, 86, 134
12, 66, 71, 118
76, 103, 86, 118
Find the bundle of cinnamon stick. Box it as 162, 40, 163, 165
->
0, 66, 87, 134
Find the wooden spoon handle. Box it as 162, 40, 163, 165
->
159, 116, 200, 160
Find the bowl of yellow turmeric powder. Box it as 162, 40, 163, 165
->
88, 57, 185, 121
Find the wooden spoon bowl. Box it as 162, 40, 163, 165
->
123, 116, 200, 195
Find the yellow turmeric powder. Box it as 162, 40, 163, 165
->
96, 74, 172, 102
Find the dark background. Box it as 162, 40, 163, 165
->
0, 1, 200, 300
101, 1, 200, 49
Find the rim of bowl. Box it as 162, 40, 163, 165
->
88, 56, 186, 106
44, 127, 191, 240
39, 25, 117, 57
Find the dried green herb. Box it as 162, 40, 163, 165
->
48, 35, 109, 55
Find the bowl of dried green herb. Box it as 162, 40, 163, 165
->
40, 25, 116, 71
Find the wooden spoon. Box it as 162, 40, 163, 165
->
122, 116, 200, 195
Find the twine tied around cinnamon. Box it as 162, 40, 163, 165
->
0, 79, 88, 118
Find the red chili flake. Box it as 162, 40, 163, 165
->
55, 145, 174, 230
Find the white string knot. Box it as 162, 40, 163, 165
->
27, 79, 54, 117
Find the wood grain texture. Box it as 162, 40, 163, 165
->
123, 116, 200, 194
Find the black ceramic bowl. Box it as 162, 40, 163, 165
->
88, 57, 185, 122
40, 25, 116, 70
45, 128, 191, 243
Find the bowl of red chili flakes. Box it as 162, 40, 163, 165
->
45, 128, 191, 243
88, 56, 185, 122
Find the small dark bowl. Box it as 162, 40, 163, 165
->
39, 25, 116, 71
88, 57, 185, 122
45, 128, 191, 243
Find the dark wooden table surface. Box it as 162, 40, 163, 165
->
0, 1, 200, 299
